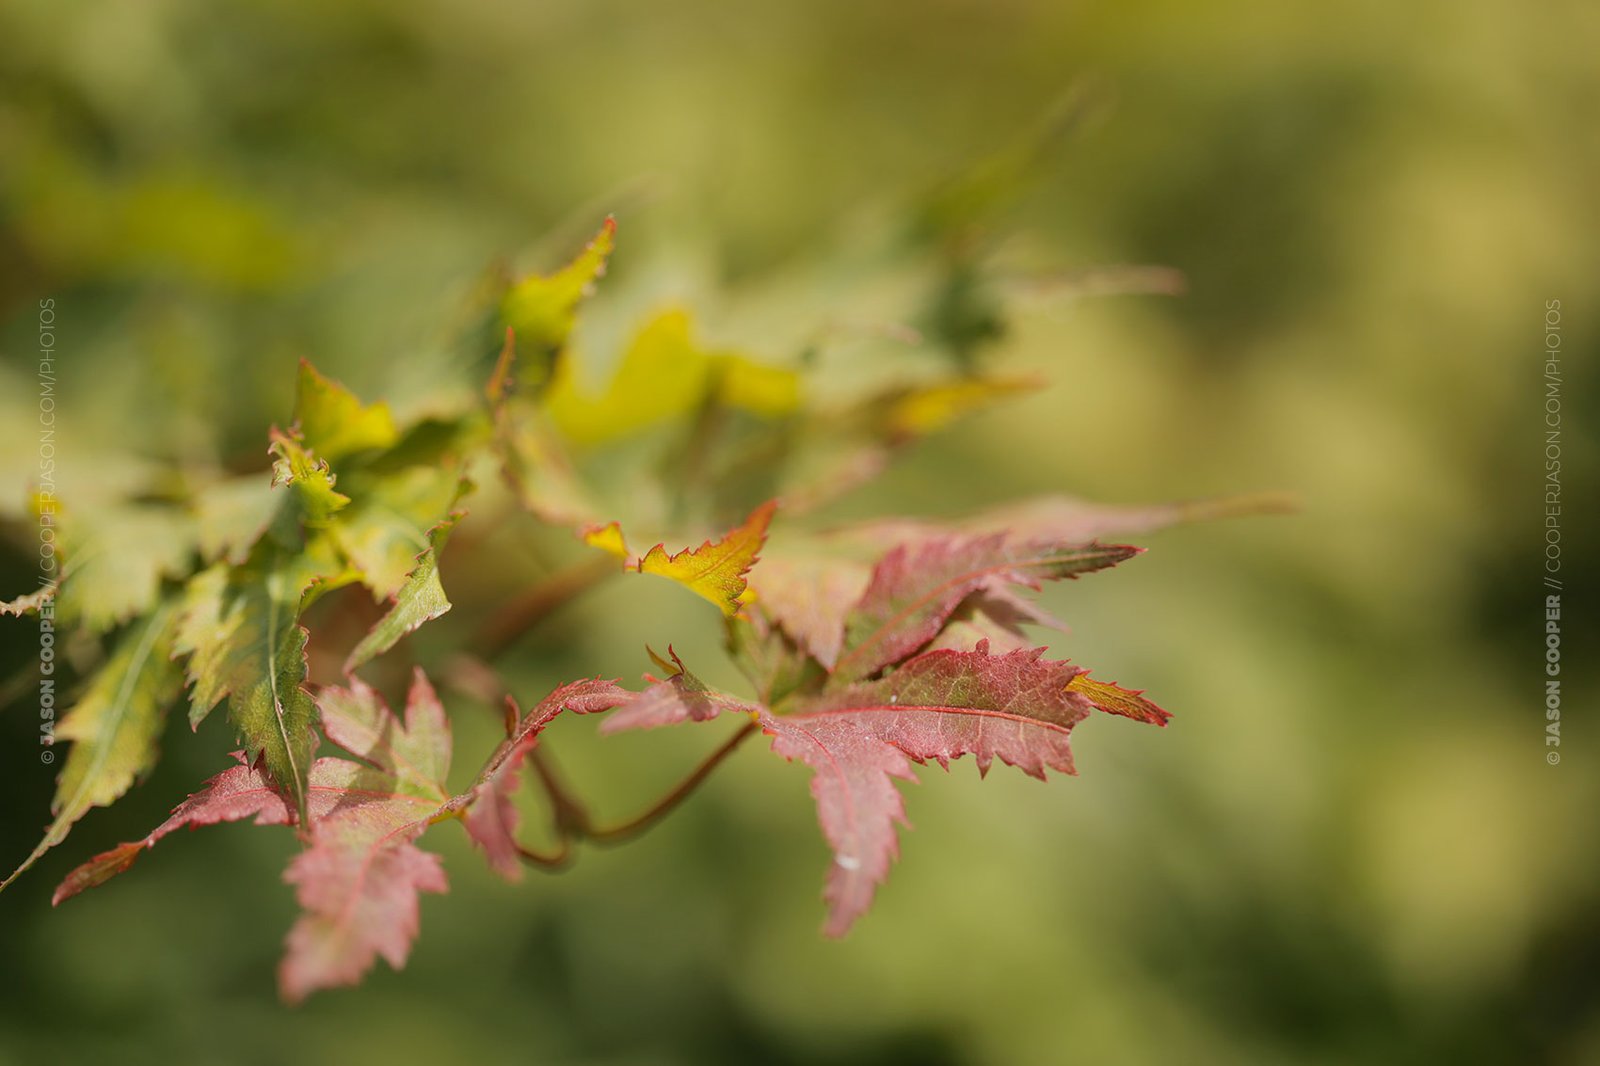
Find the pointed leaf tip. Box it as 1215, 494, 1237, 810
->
634, 500, 777, 617
1066, 673, 1170, 726
293, 360, 398, 462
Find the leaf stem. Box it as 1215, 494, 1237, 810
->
584, 721, 758, 845
515, 837, 572, 870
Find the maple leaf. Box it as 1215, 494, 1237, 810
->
830, 534, 1141, 685
837, 490, 1296, 548
453, 678, 632, 880
193, 474, 283, 565
316, 671, 453, 792
1, 603, 182, 892
268, 428, 351, 531
51, 750, 328, 904
343, 492, 470, 674
279, 670, 453, 1003
544, 308, 800, 447
745, 555, 870, 670
292, 359, 399, 462
501, 216, 616, 384
1065, 671, 1171, 726
489, 328, 606, 528
584, 501, 777, 617
176, 536, 358, 823
56, 673, 462, 1001
53, 503, 195, 633
607, 641, 1160, 936
279, 809, 447, 1004
331, 464, 469, 601
726, 613, 825, 708
879, 376, 1040, 439
49, 749, 444, 940
600, 647, 759, 734
637, 501, 776, 616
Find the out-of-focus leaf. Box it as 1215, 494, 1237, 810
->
54, 504, 195, 633
836, 491, 1296, 548
316, 669, 452, 795
292, 359, 399, 463
746, 555, 870, 669
281, 673, 453, 1003
726, 613, 823, 708
489, 328, 604, 527
193, 475, 281, 565
343, 494, 468, 674
544, 308, 712, 446
580, 520, 629, 560
545, 310, 799, 446
880, 376, 1038, 438
279, 805, 446, 1004
500, 217, 615, 385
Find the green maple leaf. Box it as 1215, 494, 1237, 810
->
343, 490, 468, 674
0, 602, 183, 892
267, 429, 350, 533
54, 503, 195, 634
292, 359, 399, 462
171, 424, 361, 823
330, 465, 468, 601
177, 536, 357, 824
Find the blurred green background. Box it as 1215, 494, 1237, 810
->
1, 0, 1596, 1063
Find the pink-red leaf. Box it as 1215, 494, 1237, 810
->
317, 669, 452, 795
831, 535, 1140, 685
601, 639, 1154, 937
51, 753, 407, 905
454, 678, 631, 880
601, 648, 759, 734
279, 804, 446, 1004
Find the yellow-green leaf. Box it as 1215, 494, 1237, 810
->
269, 429, 350, 530
501, 217, 615, 384
881, 376, 1039, 438
1, 603, 182, 892
344, 502, 466, 674
194, 474, 282, 564
55, 504, 196, 634
331, 465, 467, 601
627, 500, 776, 617
544, 309, 800, 447
293, 359, 399, 462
